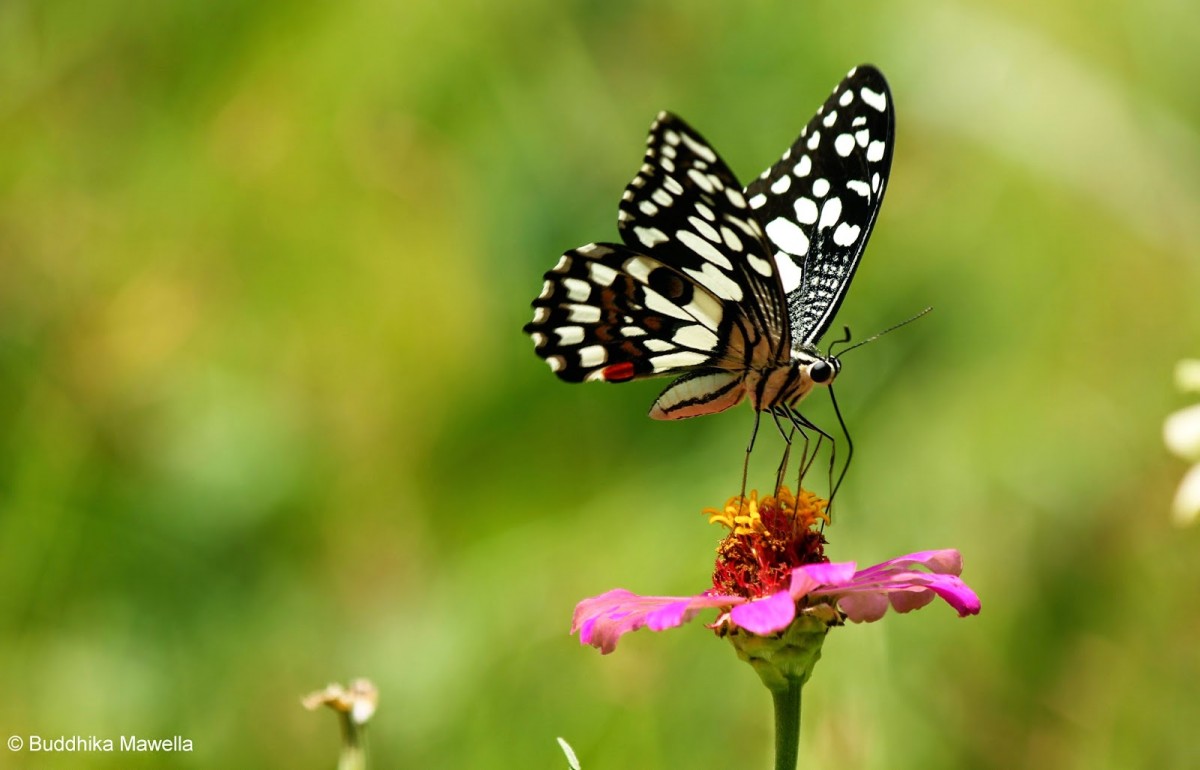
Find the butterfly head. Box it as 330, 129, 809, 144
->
806, 356, 841, 388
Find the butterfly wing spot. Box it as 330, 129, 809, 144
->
673, 324, 719, 350
846, 180, 871, 198
866, 140, 886, 163
812, 178, 830, 197
663, 176, 685, 195
793, 197, 818, 225
860, 86, 888, 112
839, 89, 855, 107
565, 304, 602, 323
680, 131, 718, 163
833, 222, 861, 247
694, 202, 716, 221
818, 197, 843, 231
855, 128, 870, 147
639, 200, 659, 217
634, 226, 669, 248
746, 251, 774, 278
687, 216, 721, 244
562, 276, 593, 302
765, 218, 811, 258
770, 175, 792, 194
651, 189, 673, 207
806, 131, 821, 150
647, 266, 691, 302
822, 110, 838, 127
834, 133, 855, 157
600, 362, 637, 382
683, 262, 743, 303
650, 351, 709, 371
720, 226, 743, 253
793, 156, 812, 177
577, 344, 607, 367
686, 168, 715, 193
748, 193, 768, 209
676, 230, 734, 271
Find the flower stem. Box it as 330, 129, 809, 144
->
337, 712, 367, 770
770, 676, 803, 770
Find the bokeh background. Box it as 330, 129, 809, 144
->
2, 1, 1198, 768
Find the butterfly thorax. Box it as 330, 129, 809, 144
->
745, 353, 840, 411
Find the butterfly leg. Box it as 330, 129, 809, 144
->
783, 406, 837, 503
769, 408, 803, 497
740, 408, 764, 511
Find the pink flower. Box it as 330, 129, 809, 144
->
572, 490, 980, 654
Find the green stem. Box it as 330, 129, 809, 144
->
337, 712, 367, 770
771, 676, 803, 770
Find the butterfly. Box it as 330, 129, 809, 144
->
524, 65, 894, 427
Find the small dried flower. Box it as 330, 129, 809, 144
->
1165, 359, 1200, 525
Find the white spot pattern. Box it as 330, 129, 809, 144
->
579, 345, 606, 367
818, 197, 842, 230
833, 222, 861, 246
635, 226, 668, 248
860, 86, 887, 112
676, 230, 733, 270
793, 197, 818, 224
765, 217, 810, 257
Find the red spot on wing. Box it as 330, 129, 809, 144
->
601, 362, 636, 382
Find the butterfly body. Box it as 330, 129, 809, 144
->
525, 66, 894, 422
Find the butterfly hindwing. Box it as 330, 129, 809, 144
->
745, 65, 895, 346
525, 242, 731, 383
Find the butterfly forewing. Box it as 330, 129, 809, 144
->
525, 112, 789, 387
616, 113, 790, 365
745, 65, 895, 346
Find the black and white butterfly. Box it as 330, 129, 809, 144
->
525, 65, 894, 429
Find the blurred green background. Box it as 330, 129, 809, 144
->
2, 0, 1198, 768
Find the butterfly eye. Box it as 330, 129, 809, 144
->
809, 361, 834, 384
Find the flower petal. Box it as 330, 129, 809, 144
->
809, 551, 981, 622
789, 561, 857, 595
852, 549, 963, 578
1165, 404, 1200, 459
572, 589, 741, 654
836, 591, 891, 622
729, 590, 797, 635
1172, 463, 1200, 526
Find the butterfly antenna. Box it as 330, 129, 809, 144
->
831, 306, 933, 358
